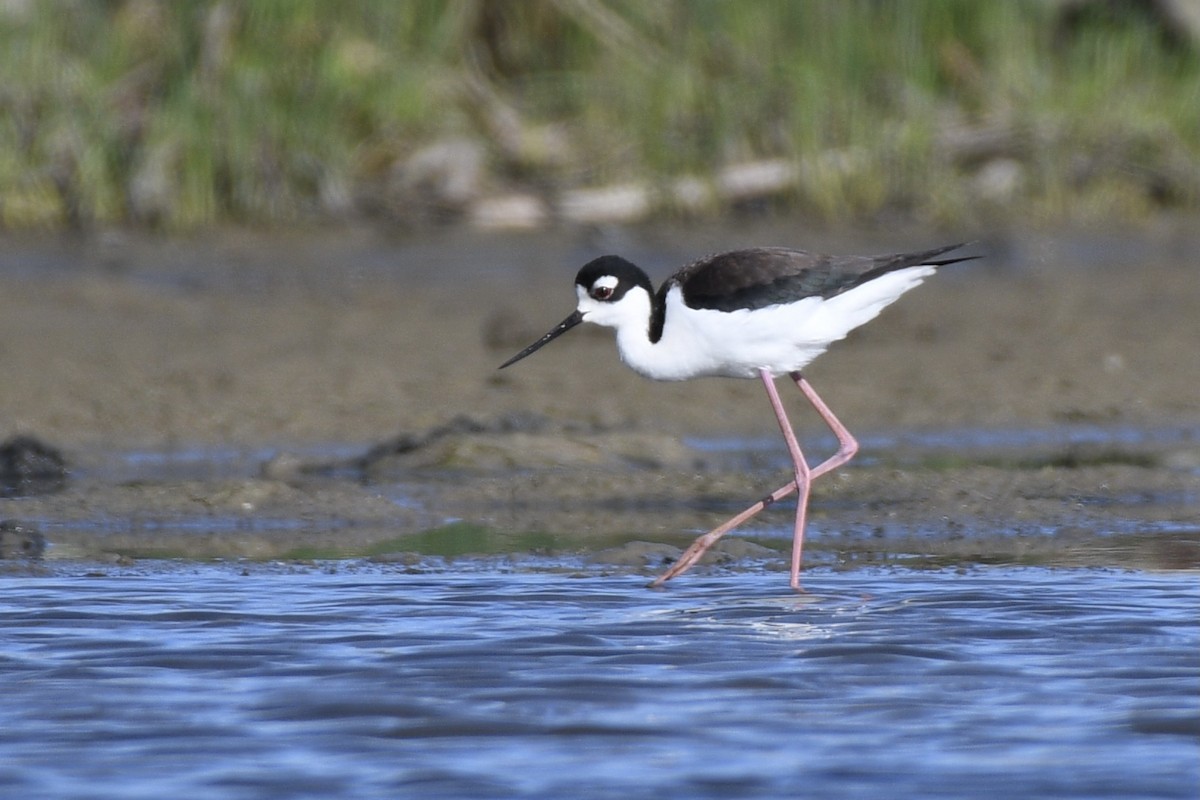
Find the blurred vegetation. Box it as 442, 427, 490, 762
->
0, 0, 1197, 230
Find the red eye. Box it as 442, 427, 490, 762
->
592, 285, 614, 301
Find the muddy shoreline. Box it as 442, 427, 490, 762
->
2, 222, 1198, 447
1, 222, 1197, 571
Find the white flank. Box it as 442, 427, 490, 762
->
580, 265, 936, 381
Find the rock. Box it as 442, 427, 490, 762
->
0, 435, 68, 497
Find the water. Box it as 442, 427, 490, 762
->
2, 564, 1196, 799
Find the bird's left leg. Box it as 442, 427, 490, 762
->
727, 374, 859, 512
789, 373, 859, 479
649, 372, 860, 589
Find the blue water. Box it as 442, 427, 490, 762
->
1, 564, 1196, 799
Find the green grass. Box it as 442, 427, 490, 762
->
1, 0, 1196, 229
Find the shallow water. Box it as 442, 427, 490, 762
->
2, 564, 1196, 799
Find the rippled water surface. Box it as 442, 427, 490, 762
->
2, 564, 1197, 799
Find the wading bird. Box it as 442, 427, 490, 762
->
500, 243, 976, 589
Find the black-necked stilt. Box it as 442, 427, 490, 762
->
500, 243, 977, 589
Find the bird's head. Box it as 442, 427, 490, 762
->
498, 255, 654, 369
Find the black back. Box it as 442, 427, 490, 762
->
666, 243, 974, 314
577, 244, 975, 345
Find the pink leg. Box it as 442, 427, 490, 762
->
764, 371, 814, 590
649, 371, 859, 589
792, 372, 859, 481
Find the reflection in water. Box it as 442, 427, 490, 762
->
1, 565, 1196, 799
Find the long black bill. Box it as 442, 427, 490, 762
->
498, 310, 585, 369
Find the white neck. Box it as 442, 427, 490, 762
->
580, 285, 727, 381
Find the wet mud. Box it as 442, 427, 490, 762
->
0, 223, 1197, 573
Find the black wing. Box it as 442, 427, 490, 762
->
671, 243, 974, 313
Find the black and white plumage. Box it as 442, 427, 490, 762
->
500, 242, 977, 589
